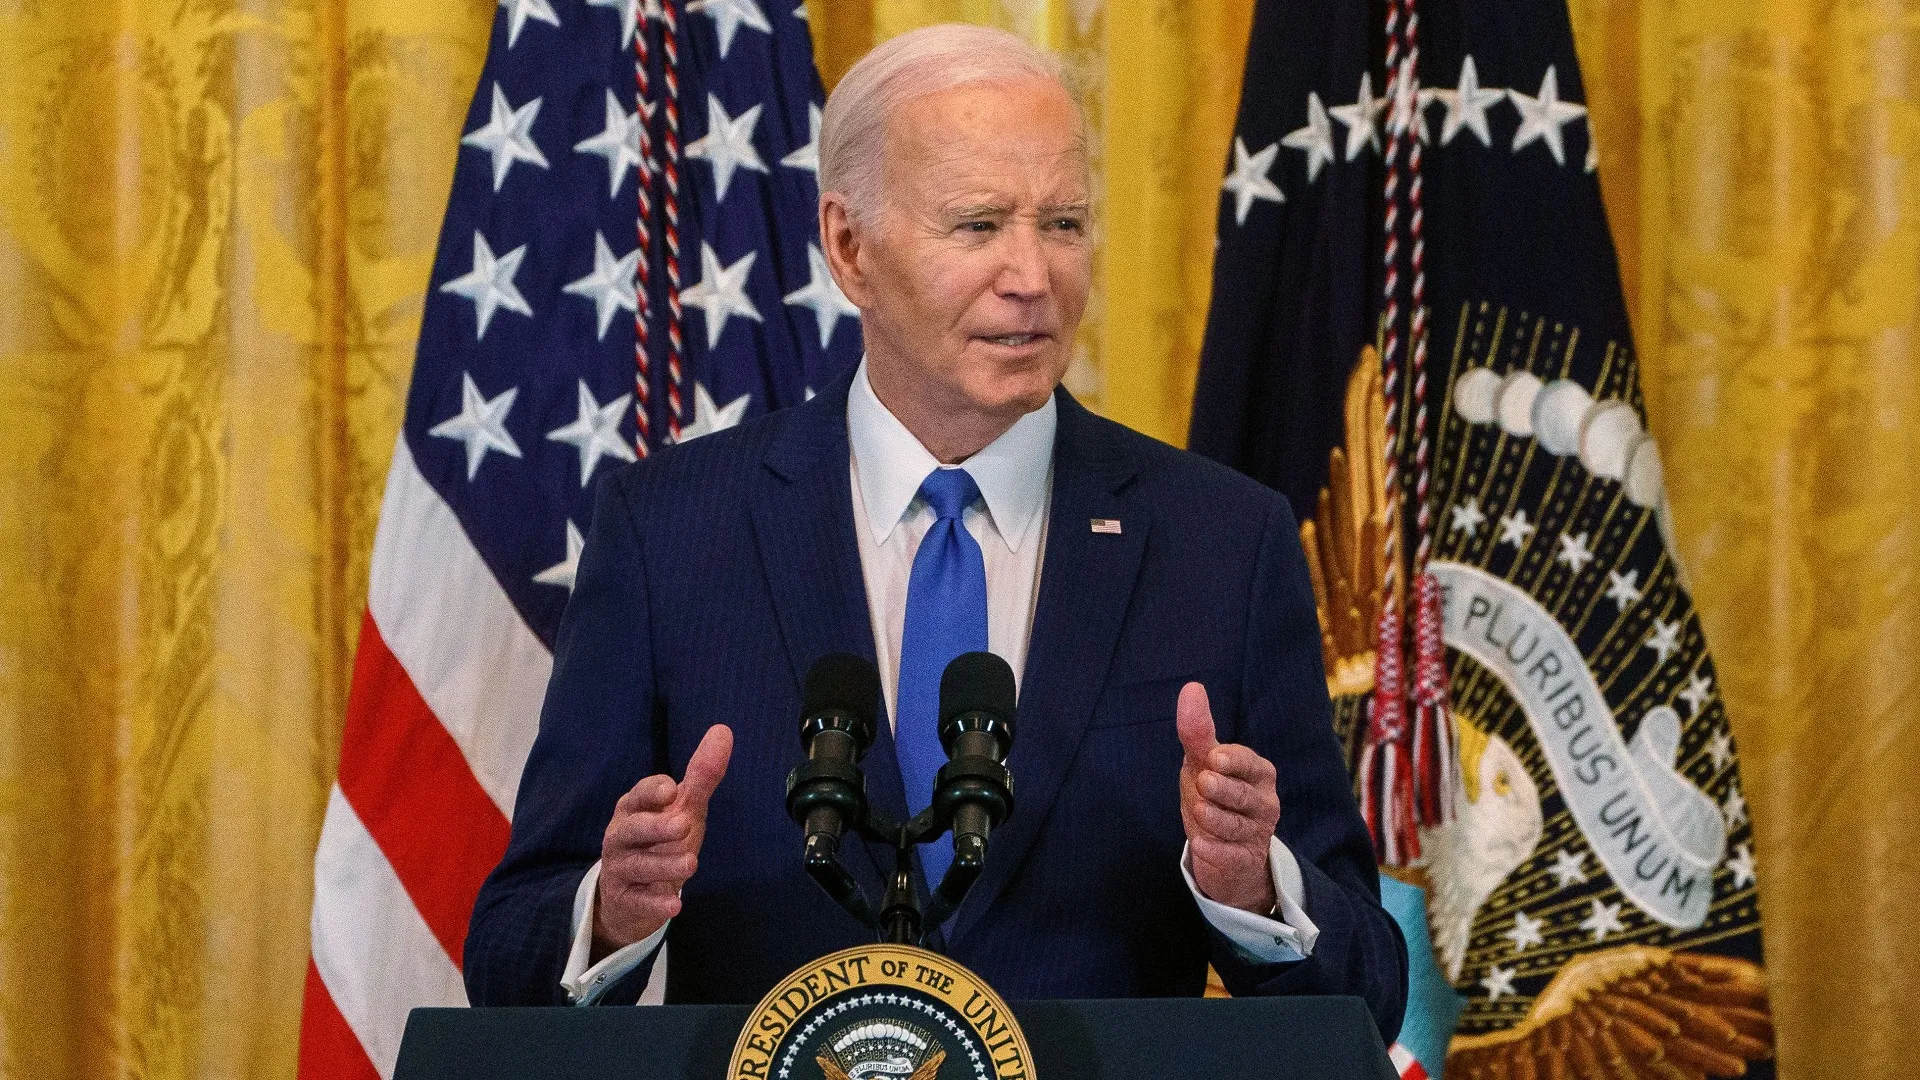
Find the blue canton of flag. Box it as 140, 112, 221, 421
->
408, 0, 863, 647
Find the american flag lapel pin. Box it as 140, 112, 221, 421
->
1090, 518, 1122, 535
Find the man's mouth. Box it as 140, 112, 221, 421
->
980, 333, 1046, 347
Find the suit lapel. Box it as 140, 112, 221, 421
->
949, 391, 1147, 944
750, 376, 909, 896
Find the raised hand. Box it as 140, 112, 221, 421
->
593, 724, 734, 958
1175, 682, 1281, 915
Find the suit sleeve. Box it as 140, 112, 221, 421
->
464, 467, 662, 1006
1206, 492, 1409, 1044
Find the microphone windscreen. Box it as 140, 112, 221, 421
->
803, 653, 880, 743
938, 651, 1017, 729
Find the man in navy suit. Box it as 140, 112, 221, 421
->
465, 23, 1406, 1041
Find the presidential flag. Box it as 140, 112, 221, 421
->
296, 1, 861, 1075
1191, 0, 1773, 1075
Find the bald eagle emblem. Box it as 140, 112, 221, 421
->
815, 1020, 948, 1080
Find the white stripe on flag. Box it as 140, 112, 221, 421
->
367, 436, 552, 818
311, 785, 469, 1079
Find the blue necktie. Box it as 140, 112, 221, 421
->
896, 467, 989, 890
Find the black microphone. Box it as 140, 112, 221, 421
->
786, 653, 880, 853
933, 652, 1017, 892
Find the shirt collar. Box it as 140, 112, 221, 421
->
847, 358, 1056, 554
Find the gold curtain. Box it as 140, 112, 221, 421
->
0, 0, 1910, 1077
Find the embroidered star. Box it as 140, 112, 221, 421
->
1726, 844, 1757, 889
1678, 672, 1714, 716
1282, 92, 1337, 182
686, 95, 769, 201
1606, 569, 1643, 612
429, 372, 523, 479
574, 88, 646, 198
687, 0, 771, 58
680, 243, 763, 348
674, 381, 751, 443
1504, 909, 1546, 952
1498, 510, 1536, 549
1547, 848, 1588, 888
440, 231, 532, 339
1329, 72, 1386, 161
1429, 55, 1505, 146
1481, 964, 1517, 1001
533, 521, 585, 590
1449, 497, 1487, 537
461, 83, 549, 192
1221, 137, 1284, 225
1706, 730, 1735, 771
1579, 898, 1627, 942
498, 0, 560, 47
783, 243, 860, 348
1555, 531, 1594, 572
563, 232, 641, 340
1645, 618, 1682, 663
547, 379, 636, 486
1508, 66, 1588, 166
1721, 786, 1748, 828
781, 102, 822, 174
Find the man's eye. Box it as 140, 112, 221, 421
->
1051, 218, 1085, 232
958, 221, 994, 233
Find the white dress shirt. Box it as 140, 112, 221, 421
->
560, 362, 1316, 1004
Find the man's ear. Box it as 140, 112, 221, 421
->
818, 192, 873, 310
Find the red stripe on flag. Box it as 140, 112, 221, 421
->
298, 958, 382, 1080
338, 610, 513, 968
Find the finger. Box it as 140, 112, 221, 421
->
676, 724, 734, 813
607, 810, 693, 850
1204, 743, 1277, 787
1191, 800, 1273, 843
1197, 770, 1271, 816
1175, 682, 1218, 764
615, 773, 678, 816
1189, 836, 1267, 882
610, 849, 700, 886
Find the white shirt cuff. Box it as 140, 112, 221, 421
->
561, 860, 670, 1004
1180, 836, 1319, 964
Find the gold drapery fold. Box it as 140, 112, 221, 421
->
0, 0, 1910, 1076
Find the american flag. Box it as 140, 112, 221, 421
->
296, 0, 861, 1074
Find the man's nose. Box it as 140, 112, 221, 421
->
993, 221, 1050, 300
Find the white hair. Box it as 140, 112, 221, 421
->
819, 24, 1074, 225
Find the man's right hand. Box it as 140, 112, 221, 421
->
592, 724, 733, 961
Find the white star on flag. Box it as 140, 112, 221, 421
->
584, 0, 640, 49
1329, 72, 1386, 161
1221, 137, 1284, 226
1481, 964, 1517, 1001
686, 95, 769, 201
498, 0, 560, 47
680, 243, 763, 348
564, 232, 641, 340
1282, 92, 1337, 182
783, 244, 860, 348
1706, 730, 1735, 771
1721, 786, 1748, 828
429, 372, 523, 479
1498, 509, 1536, 548
782, 103, 822, 174
1449, 497, 1487, 536
1556, 531, 1594, 572
462, 83, 549, 192
687, 0, 772, 58
1606, 568, 1643, 611
441, 231, 532, 339
1679, 672, 1714, 716
546, 379, 637, 486
1579, 898, 1627, 942
1504, 909, 1546, 951
574, 88, 646, 198
1726, 844, 1756, 888
533, 521, 585, 590
1645, 618, 1682, 663
1548, 848, 1588, 887
1430, 55, 1505, 146
675, 382, 752, 443
1508, 66, 1588, 166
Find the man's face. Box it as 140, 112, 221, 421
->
830, 77, 1092, 430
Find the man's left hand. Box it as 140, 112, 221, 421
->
1176, 681, 1281, 916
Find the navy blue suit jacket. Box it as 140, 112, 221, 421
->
465, 375, 1407, 1041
